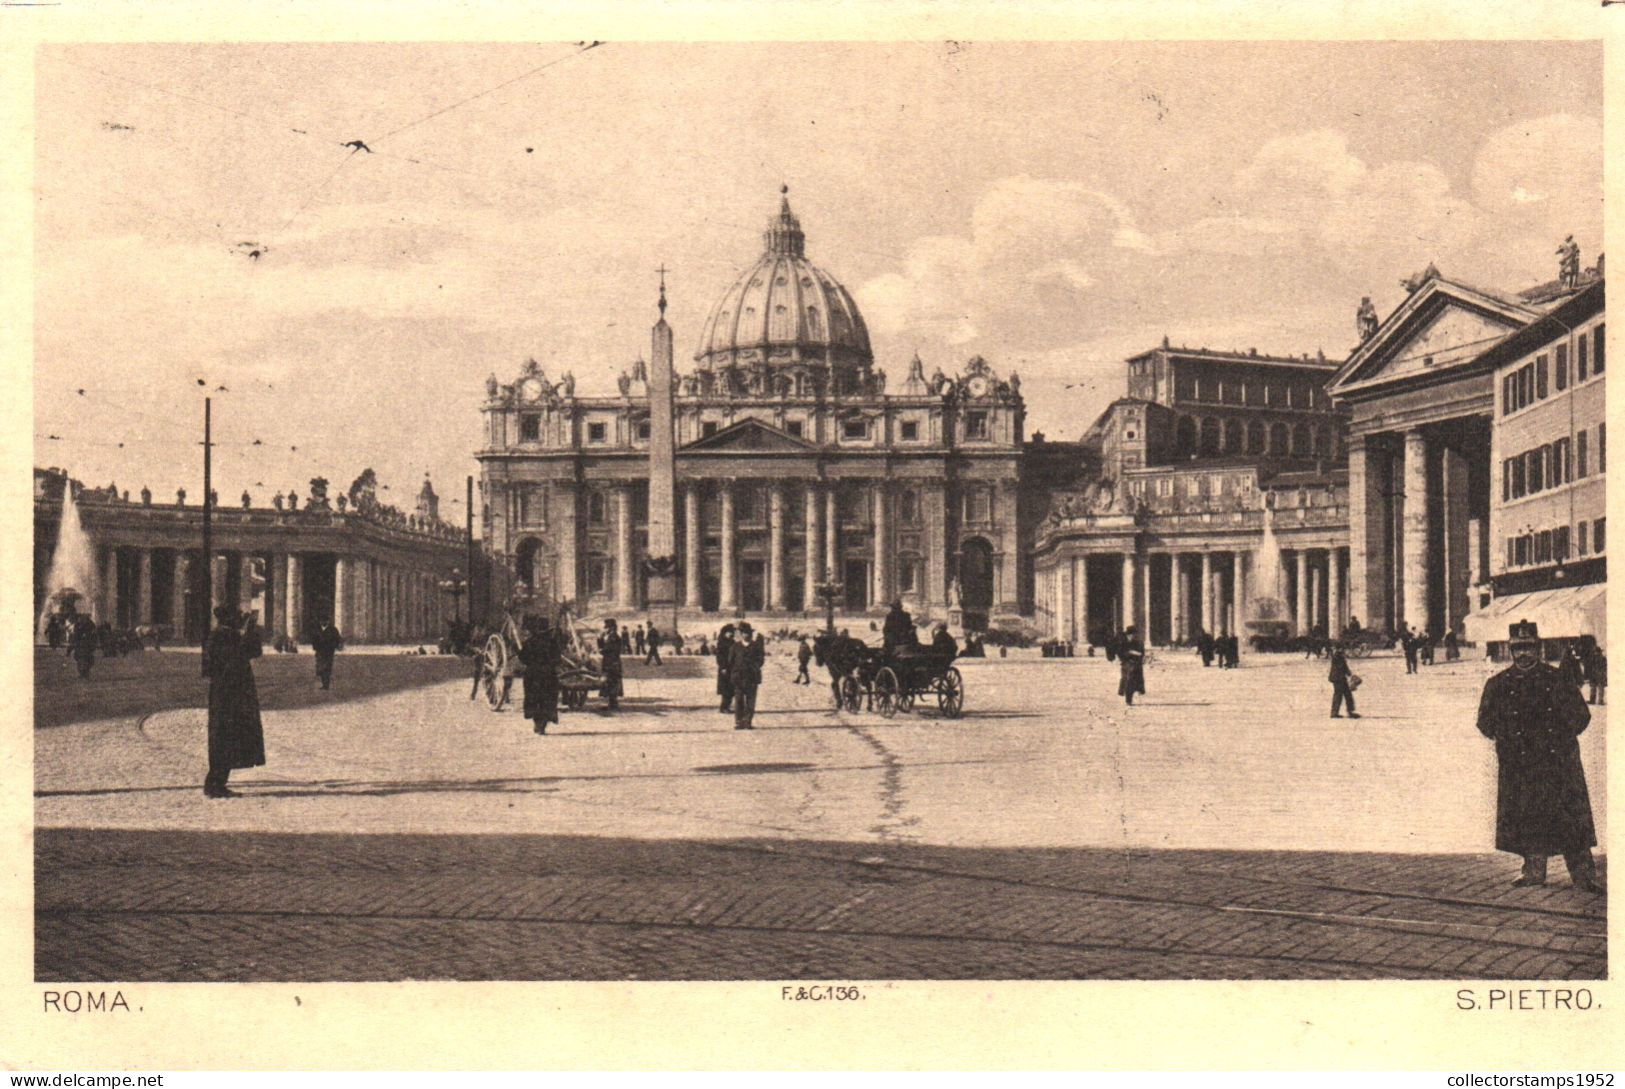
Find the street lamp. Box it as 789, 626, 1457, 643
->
813, 579, 844, 635
439, 567, 468, 624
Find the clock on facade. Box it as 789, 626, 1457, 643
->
967, 375, 992, 397
520, 378, 544, 401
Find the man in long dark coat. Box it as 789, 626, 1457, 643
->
203, 606, 265, 799
520, 615, 561, 734
715, 623, 736, 713
882, 600, 916, 652
68, 613, 97, 679
1476, 620, 1601, 893
598, 618, 624, 712
1196, 629, 1214, 667
729, 622, 765, 729
311, 619, 344, 690
1117, 625, 1146, 706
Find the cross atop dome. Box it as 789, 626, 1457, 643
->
764, 184, 805, 258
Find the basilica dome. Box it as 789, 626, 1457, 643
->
694, 190, 872, 372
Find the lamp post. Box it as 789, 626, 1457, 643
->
813, 579, 844, 635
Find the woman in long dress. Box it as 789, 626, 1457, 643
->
520, 615, 561, 734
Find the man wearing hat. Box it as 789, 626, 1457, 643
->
1117, 624, 1146, 707
727, 621, 765, 729
1476, 620, 1602, 893
597, 618, 624, 712
202, 605, 265, 799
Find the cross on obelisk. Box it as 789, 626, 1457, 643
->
645, 265, 680, 635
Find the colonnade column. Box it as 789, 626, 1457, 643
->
172, 552, 192, 636
614, 485, 635, 609
1402, 428, 1431, 633
1142, 553, 1155, 643
135, 549, 153, 625
1308, 556, 1322, 633
1295, 549, 1310, 635
101, 547, 119, 624
768, 484, 786, 611
719, 481, 737, 612
1120, 553, 1137, 631
270, 554, 288, 638
872, 484, 889, 607
285, 554, 303, 641
684, 486, 702, 607
1234, 553, 1248, 635
1072, 556, 1088, 643
804, 484, 822, 606
1054, 557, 1071, 641
334, 557, 352, 633
1169, 554, 1185, 642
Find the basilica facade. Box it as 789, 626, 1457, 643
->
476, 194, 1059, 629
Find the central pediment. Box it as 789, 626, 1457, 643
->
680, 418, 818, 453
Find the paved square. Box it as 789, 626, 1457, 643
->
35, 645, 1607, 979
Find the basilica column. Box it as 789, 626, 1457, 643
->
335, 557, 353, 633
1328, 547, 1344, 636
136, 549, 153, 625
1402, 428, 1430, 633
804, 484, 822, 607
1295, 549, 1310, 635
1199, 551, 1213, 636
172, 552, 191, 637
1053, 558, 1070, 641
825, 484, 839, 582
719, 481, 737, 612
1346, 434, 1382, 631
1176, 555, 1189, 640
285, 553, 303, 641
684, 485, 702, 607
872, 484, 889, 606
1121, 553, 1137, 631
768, 483, 786, 611
614, 485, 635, 609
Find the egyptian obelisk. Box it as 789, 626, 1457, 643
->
644, 269, 680, 633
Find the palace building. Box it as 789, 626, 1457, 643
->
476, 192, 1073, 629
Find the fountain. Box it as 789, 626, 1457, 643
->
1243, 492, 1290, 646
36, 482, 99, 639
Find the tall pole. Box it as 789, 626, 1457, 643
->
201, 396, 212, 657
466, 474, 476, 627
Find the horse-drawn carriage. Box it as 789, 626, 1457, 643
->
478, 600, 605, 710
1339, 628, 1392, 658
818, 634, 965, 719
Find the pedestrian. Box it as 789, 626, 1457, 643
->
311, 618, 344, 690
634, 624, 646, 658
882, 600, 916, 651
1329, 645, 1360, 718
520, 615, 561, 734
98, 621, 117, 659
598, 618, 624, 712
715, 623, 736, 713
1443, 628, 1460, 662
45, 613, 64, 650
68, 613, 97, 680
202, 606, 265, 799
1225, 633, 1241, 668
672, 630, 685, 656
467, 625, 489, 701
1197, 629, 1214, 668
1561, 642, 1586, 693
620, 626, 632, 655
644, 621, 662, 665
1117, 624, 1146, 707
1400, 624, 1419, 674
931, 623, 959, 658
728, 621, 765, 729
795, 636, 813, 684
1420, 630, 1436, 667
1585, 643, 1607, 706
1476, 620, 1602, 893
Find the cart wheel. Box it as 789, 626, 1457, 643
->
937, 667, 964, 718
874, 668, 900, 719
481, 635, 507, 708
838, 674, 861, 712
898, 688, 916, 712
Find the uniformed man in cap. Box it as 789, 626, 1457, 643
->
1475, 620, 1602, 893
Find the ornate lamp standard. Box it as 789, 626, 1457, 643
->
439, 567, 468, 624
813, 579, 844, 635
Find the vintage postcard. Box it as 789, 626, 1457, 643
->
4, 0, 1619, 1071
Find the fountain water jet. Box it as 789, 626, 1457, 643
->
1244, 492, 1289, 642
37, 483, 99, 638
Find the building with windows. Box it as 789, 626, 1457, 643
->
477, 193, 1075, 629
1328, 261, 1604, 642
1463, 277, 1605, 650
1033, 344, 1351, 645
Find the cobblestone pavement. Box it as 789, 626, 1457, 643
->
35, 646, 1607, 979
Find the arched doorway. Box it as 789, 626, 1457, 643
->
958, 537, 995, 631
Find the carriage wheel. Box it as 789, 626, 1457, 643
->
937, 667, 964, 718
838, 675, 862, 712
874, 668, 900, 719
481, 635, 508, 708
898, 687, 916, 712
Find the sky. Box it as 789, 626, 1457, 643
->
33, 41, 1602, 517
